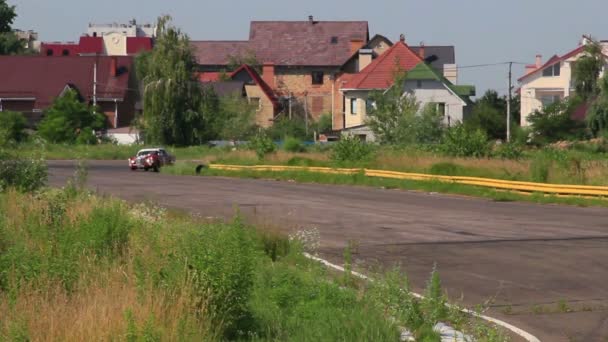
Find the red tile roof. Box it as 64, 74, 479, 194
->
126, 37, 153, 55
341, 40, 423, 90
229, 64, 279, 110
192, 20, 369, 66
0, 56, 132, 108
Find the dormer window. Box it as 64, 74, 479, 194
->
542, 63, 560, 77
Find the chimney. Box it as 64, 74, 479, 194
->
399, 34, 405, 43
350, 39, 364, 55
262, 63, 275, 89
419, 41, 425, 59
535, 54, 542, 68
358, 49, 373, 72
110, 56, 117, 77
308, 15, 314, 24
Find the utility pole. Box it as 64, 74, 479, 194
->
506, 61, 512, 143
93, 60, 98, 108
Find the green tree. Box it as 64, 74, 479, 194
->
212, 94, 258, 141
586, 74, 608, 135
414, 104, 444, 144
367, 72, 420, 145
572, 41, 604, 101
0, 110, 27, 144
527, 97, 586, 144
38, 89, 105, 144
467, 90, 520, 140
0, 0, 25, 55
137, 16, 218, 146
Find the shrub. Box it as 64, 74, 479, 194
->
527, 98, 587, 145
283, 136, 305, 152
493, 143, 524, 160
0, 111, 28, 145
440, 124, 490, 157
267, 117, 308, 140
429, 162, 465, 176
38, 89, 106, 144
248, 132, 276, 159
0, 153, 47, 192
312, 113, 333, 134
331, 135, 374, 163
530, 154, 551, 183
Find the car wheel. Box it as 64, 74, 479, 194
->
153, 165, 159, 173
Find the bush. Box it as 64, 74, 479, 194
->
0, 153, 47, 192
267, 117, 308, 140
283, 136, 305, 152
0, 111, 28, 145
38, 89, 106, 144
530, 154, 551, 183
527, 98, 587, 145
248, 132, 276, 159
440, 124, 489, 157
331, 135, 374, 163
492, 143, 524, 160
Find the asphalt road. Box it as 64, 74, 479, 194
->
48, 160, 608, 341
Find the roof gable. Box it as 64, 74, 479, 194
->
404, 62, 474, 103
341, 40, 423, 90
229, 65, 279, 109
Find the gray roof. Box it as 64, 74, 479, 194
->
202, 81, 245, 97
410, 46, 455, 70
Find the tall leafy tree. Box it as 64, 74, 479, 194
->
572, 41, 604, 101
137, 16, 217, 146
586, 74, 608, 135
466, 90, 520, 140
0, 0, 25, 55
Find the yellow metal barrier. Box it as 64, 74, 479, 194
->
209, 164, 608, 198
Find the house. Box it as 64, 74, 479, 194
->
340, 35, 474, 142
518, 36, 608, 126
0, 56, 137, 129
403, 62, 475, 125
192, 16, 370, 125
200, 65, 280, 128
41, 20, 154, 57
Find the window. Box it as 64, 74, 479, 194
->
62, 49, 69, 56
311, 71, 324, 85
350, 98, 358, 115
365, 99, 375, 113
437, 103, 446, 116
416, 80, 423, 88
330, 36, 338, 44
46, 49, 53, 56
542, 63, 560, 77
249, 97, 261, 109
540, 95, 561, 107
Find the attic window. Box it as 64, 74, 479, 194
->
542, 63, 560, 77
311, 71, 324, 85
330, 36, 338, 44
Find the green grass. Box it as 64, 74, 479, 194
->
0, 187, 509, 341
163, 162, 608, 208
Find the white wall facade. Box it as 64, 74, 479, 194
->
403, 79, 466, 125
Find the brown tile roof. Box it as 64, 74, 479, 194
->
192, 20, 369, 67
0, 56, 132, 108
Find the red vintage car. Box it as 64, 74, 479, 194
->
129, 148, 175, 172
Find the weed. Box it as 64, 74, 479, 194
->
532, 304, 543, 314
283, 136, 305, 153
558, 299, 570, 313
331, 135, 374, 163
422, 264, 448, 324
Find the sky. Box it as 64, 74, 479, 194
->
10, 0, 608, 96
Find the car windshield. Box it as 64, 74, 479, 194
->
137, 150, 157, 156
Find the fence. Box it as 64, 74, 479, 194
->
208, 164, 608, 199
